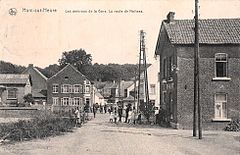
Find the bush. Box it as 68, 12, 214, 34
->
0, 110, 75, 142
224, 119, 240, 132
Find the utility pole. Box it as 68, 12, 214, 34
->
137, 30, 150, 121
193, 0, 202, 139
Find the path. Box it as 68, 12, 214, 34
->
0, 113, 239, 155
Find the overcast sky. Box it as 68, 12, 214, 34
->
1, 0, 240, 68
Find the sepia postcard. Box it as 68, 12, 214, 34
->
0, 0, 240, 155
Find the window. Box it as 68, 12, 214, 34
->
61, 84, 72, 93
215, 93, 227, 119
150, 84, 156, 95
163, 58, 167, 79
85, 85, 90, 93
73, 84, 82, 93
168, 56, 173, 77
52, 97, 59, 105
7, 88, 17, 99
86, 98, 90, 105
73, 97, 81, 106
61, 97, 71, 106
215, 53, 228, 77
52, 84, 58, 93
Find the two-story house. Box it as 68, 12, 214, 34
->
47, 64, 85, 111
155, 12, 240, 129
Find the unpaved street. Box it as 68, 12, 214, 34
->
0, 114, 239, 155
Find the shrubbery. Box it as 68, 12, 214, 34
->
0, 110, 75, 142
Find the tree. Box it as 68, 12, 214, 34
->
58, 49, 92, 75
37, 64, 60, 78
23, 93, 34, 106
0, 61, 26, 74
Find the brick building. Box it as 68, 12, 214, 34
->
155, 12, 240, 129
47, 64, 85, 109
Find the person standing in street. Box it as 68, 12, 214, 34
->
118, 105, 123, 122
114, 108, 117, 123
128, 109, 132, 123
125, 105, 130, 123
132, 106, 137, 124
104, 104, 107, 113
93, 104, 97, 118
74, 107, 81, 127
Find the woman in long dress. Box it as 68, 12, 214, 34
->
127, 109, 132, 123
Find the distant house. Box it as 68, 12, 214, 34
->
95, 81, 119, 104
22, 64, 47, 104
47, 64, 85, 110
155, 12, 240, 129
83, 79, 94, 110
0, 74, 32, 106
121, 60, 160, 113
92, 85, 104, 106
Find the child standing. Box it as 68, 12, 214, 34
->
114, 109, 117, 123
109, 111, 114, 122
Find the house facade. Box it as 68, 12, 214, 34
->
83, 79, 94, 110
92, 85, 104, 106
0, 74, 32, 106
155, 12, 240, 129
47, 64, 85, 109
22, 64, 47, 104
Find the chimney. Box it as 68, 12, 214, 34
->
166, 12, 175, 23
29, 64, 34, 68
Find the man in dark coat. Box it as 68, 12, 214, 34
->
125, 105, 130, 123
118, 106, 123, 122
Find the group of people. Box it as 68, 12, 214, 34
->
109, 104, 137, 124
69, 107, 82, 127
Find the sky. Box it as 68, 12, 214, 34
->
1, 0, 240, 68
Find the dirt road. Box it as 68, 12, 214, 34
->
0, 113, 239, 155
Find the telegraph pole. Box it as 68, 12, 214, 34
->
137, 30, 150, 118
194, 0, 202, 139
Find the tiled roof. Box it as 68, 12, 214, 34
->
163, 18, 240, 44
0, 74, 30, 85
32, 89, 46, 98
121, 81, 134, 90
48, 64, 88, 81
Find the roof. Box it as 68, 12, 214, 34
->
162, 18, 240, 45
33, 68, 47, 80
121, 81, 134, 90
0, 74, 31, 85
23, 65, 47, 81
48, 64, 89, 81
32, 89, 46, 98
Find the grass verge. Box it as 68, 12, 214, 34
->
0, 110, 75, 143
